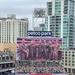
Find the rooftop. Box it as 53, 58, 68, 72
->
0, 14, 28, 21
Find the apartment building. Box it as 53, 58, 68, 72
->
44, 0, 75, 74
44, 0, 75, 50
0, 14, 29, 43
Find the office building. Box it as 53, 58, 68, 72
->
44, 0, 75, 74
0, 14, 29, 43
44, 0, 75, 50
62, 50, 75, 75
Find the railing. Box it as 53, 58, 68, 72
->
0, 67, 15, 72
0, 60, 15, 64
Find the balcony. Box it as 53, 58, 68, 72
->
0, 67, 15, 72
0, 60, 15, 64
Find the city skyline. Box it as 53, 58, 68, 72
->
0, 0, 52, 30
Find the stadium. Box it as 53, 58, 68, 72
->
16, 37, 67, 75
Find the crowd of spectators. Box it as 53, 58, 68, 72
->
16, 66, 65, 74
17, 61, 66, 74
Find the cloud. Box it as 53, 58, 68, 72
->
0, 0, 51, 30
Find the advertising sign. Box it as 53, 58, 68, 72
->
27, 31, 52, 36
17, 37, 62, 60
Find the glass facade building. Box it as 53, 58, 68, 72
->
44, 0, 75, 74
44, 0, 75, 50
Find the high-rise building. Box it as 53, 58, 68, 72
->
44, 0, 75, 50
0, 14, 29, 43
44, 0, 75, 74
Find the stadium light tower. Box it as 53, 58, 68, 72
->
32, 8, 46, 30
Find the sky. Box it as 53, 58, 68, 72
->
0, 0, 51, 30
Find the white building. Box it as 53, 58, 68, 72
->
0, 14, 29, 43
34, 27, 43, 31
62, 50, 75, 74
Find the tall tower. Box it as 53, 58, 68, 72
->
0, 14, 29, 43
44, 0, 75, 50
